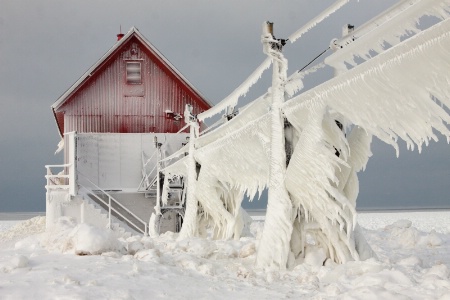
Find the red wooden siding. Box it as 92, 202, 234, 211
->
56, 35, 210, 134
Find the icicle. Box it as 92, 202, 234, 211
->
285, 63, 326, 97
54, 138, 64, 155
326, 0, 450, 72
197, 58, 272, 122
286, 18, 450, 155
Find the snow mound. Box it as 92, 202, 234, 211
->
67, 223, 124, 255
1, 211, 450, 298
41, 217, 124, 255
239, 242, 256, 258
11, 255, 29, 269
0, 216, 45, 247
0, 255, 30, 273
383, 220, 445, 249
134, 249, 160, 263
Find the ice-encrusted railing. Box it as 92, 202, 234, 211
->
45, 164, 71, 190
78, 172, 149, 236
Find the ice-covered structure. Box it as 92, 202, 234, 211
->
45, 27, 211, 236
163, 0, 450, 269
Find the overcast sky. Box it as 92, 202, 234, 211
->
1, 0, 449, 212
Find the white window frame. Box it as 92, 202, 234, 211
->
126, 61, 142, 84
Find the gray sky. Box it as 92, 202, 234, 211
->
1, 0, 449, 212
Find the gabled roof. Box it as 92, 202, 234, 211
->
52, 26, 211, 111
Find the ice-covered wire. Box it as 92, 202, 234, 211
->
198, 0, 351, 122
197, 58, 272, 121
325, 0, 450, 72
288, 0, 351, 43
285, 17, 450, 156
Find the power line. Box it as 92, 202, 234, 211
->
298, 47, 330, 72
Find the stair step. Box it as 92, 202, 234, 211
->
81, 191, 145, 237
168, 185, 183, 189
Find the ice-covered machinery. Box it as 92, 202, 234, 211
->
140, 136, 188, 234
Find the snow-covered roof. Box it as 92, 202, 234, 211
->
52, 27, 211, 111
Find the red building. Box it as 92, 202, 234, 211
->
52, 27, 211, 136
46, 27, 211, 235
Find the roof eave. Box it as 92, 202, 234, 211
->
51, 27, 137, 111
51, 107, 64, 138
132, 28, 213, 108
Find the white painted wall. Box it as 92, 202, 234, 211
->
76, 133, 188, 191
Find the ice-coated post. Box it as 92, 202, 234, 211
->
178, 104, 199, 239
154, 136, 161, 216
256, 22, 293, 270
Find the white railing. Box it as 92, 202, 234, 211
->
138, 150, 158, 192
78, 173, 148, 236
45, 164, 71, 190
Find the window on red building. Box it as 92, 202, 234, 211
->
126, 61, 142, 84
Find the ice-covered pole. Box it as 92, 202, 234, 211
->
154, 136, 162, 216
178, 104, 200, 239
256, 22, 293, 270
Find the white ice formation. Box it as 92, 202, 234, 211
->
163, 0, 450, 270
288, 0, 351, 43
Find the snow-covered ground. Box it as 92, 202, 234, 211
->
0, 221, 19, 233
1, 211, 450, 299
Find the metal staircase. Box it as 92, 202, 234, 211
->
45, 164, 144, 236
78, 193, 133, 238
78, 173, 149, 236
